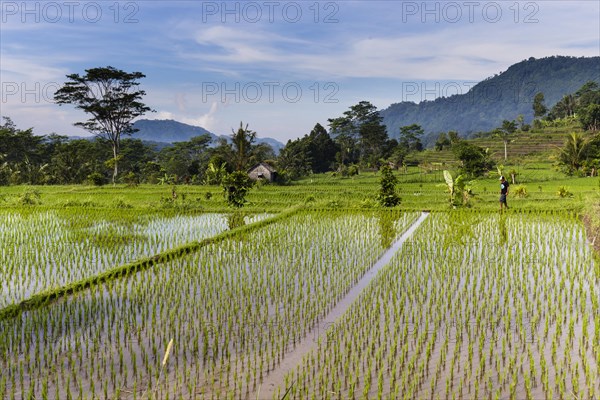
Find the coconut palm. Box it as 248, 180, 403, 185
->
557, 132, 589, 174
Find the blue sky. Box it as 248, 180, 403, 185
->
1, 1, 599, 142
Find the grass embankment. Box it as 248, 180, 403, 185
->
1, 163, 597, 213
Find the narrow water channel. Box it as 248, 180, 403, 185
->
255, 211, 430, 399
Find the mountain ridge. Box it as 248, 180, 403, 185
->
379, 55, 600, 146
131, 119, 285, 153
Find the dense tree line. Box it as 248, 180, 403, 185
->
541, 81, 600, 131
0, 117, 274, 186
278, 101, 438, 179
532, 82, 600, 176
4, 64, 597, 186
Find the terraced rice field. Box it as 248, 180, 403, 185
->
0, 209, 597, 399
0, 210, 270, 308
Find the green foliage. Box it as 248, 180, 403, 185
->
113, 198, 133, 209
54, 66, 153, 183
304, 195, 316, 204
231, 122, 257, 171
547, 81, 600, 131
533, 92, 548, 118
494, 119, 518, 161
204, 162, 228, 185
557, 186, 573, 198
347, 164, 359, 177
17, 189, 42, 206
451, 141, 494, 177
277, 139, 312, 179
278, 123, 338, 180
273, 169, 292, 185
226, 212, 247, 230
222, 171, 254, 208
399, 124, 424, 152
443, 170, 474, 207
122, 171, 138, 187
557, 132, 590, 174
158, 134, 212, 183
513, 185, 528, 198
328, 101, 388, 166
87, 172, 106, 186
579, 104, 600, 131
435, 132, 451, 151
377, 165, 401, 207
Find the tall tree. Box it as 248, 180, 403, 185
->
451, 141, 494, 177
277, 138, 312, 179
54, 66, 153, 183
548, 94, 577, 120
494, 120, 517, 161
307, 123, 338, 173
328, 115, 358, 166
398, 124, 424, 152
328, 101, 388, 166
579, 104, 600, 132
231, 122, 257, 171
434, 132, 451, 151
532, 92, 547, 118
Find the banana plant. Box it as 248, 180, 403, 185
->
443, 170, 474, 207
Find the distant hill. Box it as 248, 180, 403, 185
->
132, 119, 213, 142
380, 56, 600, 146
131, 119, 284, 153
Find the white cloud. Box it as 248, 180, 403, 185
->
180, 102, 219, 131
0, 55, 69, 82
143, 102, 220, 132
170, 1, 598, 82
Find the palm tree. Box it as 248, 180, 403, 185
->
557, 132, 589, 174
231, 122, 256, 171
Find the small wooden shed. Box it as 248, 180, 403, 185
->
247, 162, 276, 182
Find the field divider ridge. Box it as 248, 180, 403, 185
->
0, 206, 304, 322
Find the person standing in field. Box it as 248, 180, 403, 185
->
499, 175, 509, 212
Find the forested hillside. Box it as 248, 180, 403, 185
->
380, 56, 600, 145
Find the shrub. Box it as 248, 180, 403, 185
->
222, 171, 254, 208
87, 172, 106, 186
557, 186, 573, 198
347, 164, 359, 177
513, 185, 528, 198
17, 189, 41, 205
377, 165, 401, 207
122, 171, 138, 187
113, 198, 133, 209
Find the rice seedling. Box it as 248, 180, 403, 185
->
0, 209, 271, 308
0, 209, 419, 399
278, 210, 599, 399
